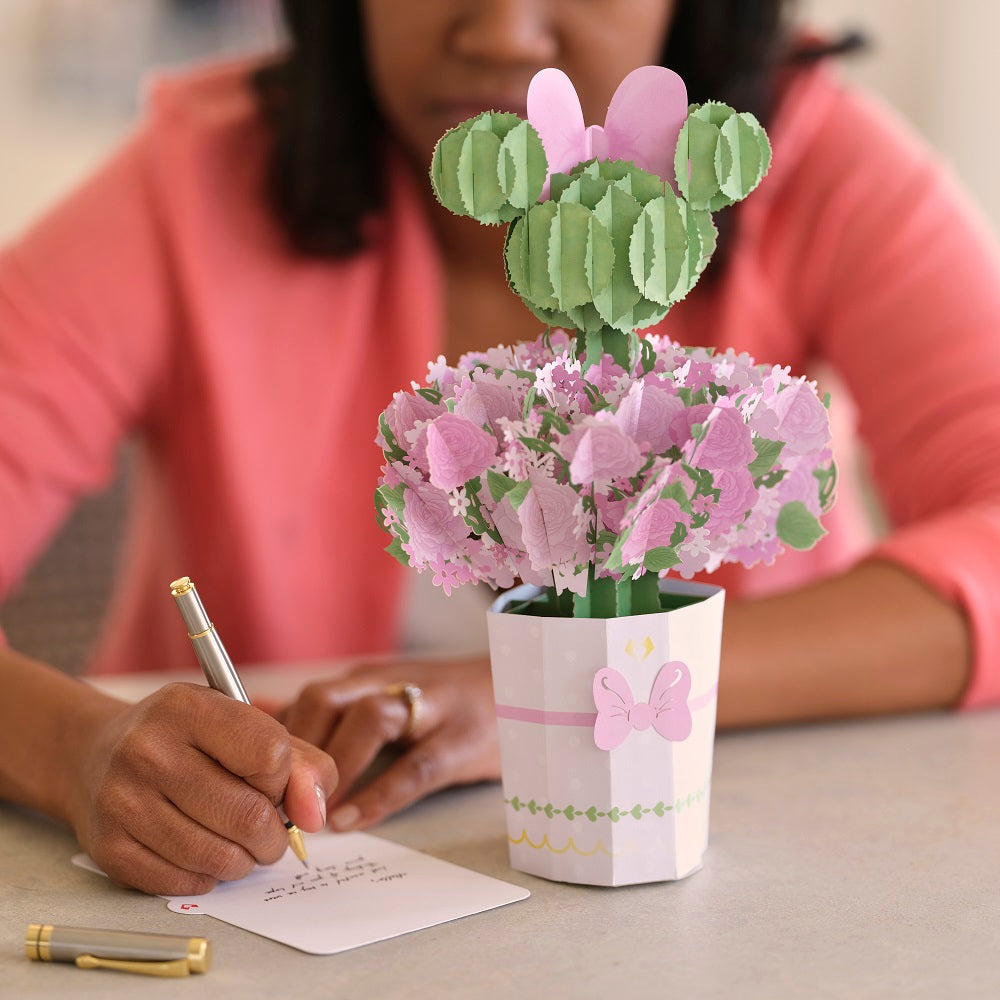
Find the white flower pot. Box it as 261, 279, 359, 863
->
487, 580, 724, 886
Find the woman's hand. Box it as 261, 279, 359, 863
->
67, 683, 338, 896
278, 655, 500, 831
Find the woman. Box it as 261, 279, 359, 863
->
0, 0, 995, 893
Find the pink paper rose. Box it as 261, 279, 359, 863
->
619, 497, 687, 566
691, 407, 755, 469
614, 379, 684, 453
403, 482, 469, 563
454, 375, 522, 439
425, 413, 497, 492
773, 381, 831, 455
517, 471, 585, 571
564, 420, 643, 486
383, 390, 443, 444
709, 466, 757, 529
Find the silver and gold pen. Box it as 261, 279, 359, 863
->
169, 576, 308, 867
26, 922, 210, 977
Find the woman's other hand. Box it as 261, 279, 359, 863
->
279, 656, 500, 831
68, 683, 337, 895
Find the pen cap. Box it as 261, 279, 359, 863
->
25, 923, 211, 973
169, 576, 212, 635
169, 576, 249, 701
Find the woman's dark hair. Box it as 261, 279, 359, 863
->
254, 0, 862, 259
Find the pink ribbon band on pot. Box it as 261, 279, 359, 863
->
495, 682, 718, 724
495, 706, 600, 726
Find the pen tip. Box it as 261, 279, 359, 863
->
286, 823, 308, 867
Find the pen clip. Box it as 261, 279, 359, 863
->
75, 954, 192, 977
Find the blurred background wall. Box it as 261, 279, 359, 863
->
0, 0, 997, 671
800, 0, 1000, 236
0, 0, 281, 670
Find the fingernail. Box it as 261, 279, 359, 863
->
330, 804, 360, 830
314, 784, 327, 827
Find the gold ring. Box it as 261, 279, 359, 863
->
384, 682, 423, 741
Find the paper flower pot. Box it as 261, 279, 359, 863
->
487, 580, 724, 886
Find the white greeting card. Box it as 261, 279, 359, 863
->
73, 830, 528, 955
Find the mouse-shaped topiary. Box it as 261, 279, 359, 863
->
430, 67, 770, 369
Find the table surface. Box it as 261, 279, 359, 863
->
2, 666, 999, 999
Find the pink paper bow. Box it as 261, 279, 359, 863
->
526, 65, 688, 198
592, 661, 692, 750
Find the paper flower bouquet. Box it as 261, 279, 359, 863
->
375, 66, 835, 885
377, 332, 834, 613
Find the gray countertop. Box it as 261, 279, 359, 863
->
2, 684, 999, 998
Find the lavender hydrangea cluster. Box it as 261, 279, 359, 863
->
376, 331, 835, 607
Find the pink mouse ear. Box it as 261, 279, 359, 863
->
601, 66, 688, 188
527, 67, 588, 197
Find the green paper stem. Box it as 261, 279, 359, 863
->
629, 571, 663, 615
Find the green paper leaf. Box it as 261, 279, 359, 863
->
659, 480, 693, 515
538, 409, 571, 435
375, 483, 406, 522
644, 546, 680, 572
629, 297, 669, 331
487, 468, 518, 503
776, 501, 827, 550
415, 387, 442, 405
557, 171, 612, 210
693, 208, 717, 266
549, 171, 574, 201
696, 101, 737, 128
521, 385, 537, 420
457, 125, 506, 219
591, 184, 643, 327
572, 158, 665, 205
675, 114, 722, 208
638, 336, 656, 374
547, 201, 611, 312
583, 327, 605, 369
615, 329, 640, 369
506, 479, 532, 511
668, 200, 708, 302
814, 462, 838, 512
378, 413, 407, 463
497, 119, 547, 210
601, 534, 625, 575
506, 203, 560, 311
431, 111, 547, 224
383, 534, 409, 567
718, 111, 765, 203
629, 195, 688, 308
756, 469, 787, 489
430, 127, 471, 216
748, 437, 785, 480
709, 128, 734, 211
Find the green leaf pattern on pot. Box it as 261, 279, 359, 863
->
503, 782, 710, 822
